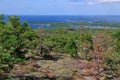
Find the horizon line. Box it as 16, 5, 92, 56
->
2, 14, 120, 16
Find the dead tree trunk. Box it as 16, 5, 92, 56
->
38, 25, 43, 56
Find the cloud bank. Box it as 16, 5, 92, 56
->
70, 0, 120, 5
97, 0, 120, 3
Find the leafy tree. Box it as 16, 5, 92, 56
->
0, 14, 5, 26
8, 16, 20, 28
0, 15, 38, 72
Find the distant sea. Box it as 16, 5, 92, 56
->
4, 15, 120, 28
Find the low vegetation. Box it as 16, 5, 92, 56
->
0, 14, 120, 80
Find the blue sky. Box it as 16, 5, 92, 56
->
0, 0, 120, 15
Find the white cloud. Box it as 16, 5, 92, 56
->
69, 0, 120, 5
88, 1, 95, 5
97, 0, 120, 3
88, 0, 120, 5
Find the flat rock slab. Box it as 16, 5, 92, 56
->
8, 55, 97, 80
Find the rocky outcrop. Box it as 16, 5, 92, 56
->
1, 54, 105, 80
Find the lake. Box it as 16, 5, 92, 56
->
4, 15, 120, 28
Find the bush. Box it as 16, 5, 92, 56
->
43, 28, 78, 57
79, 32, 93, 59
103, 30, 120, 77
104, 52, 120, 77
0, 47, 21, 72
0, 15, 38, 72
113, 30, 120, 53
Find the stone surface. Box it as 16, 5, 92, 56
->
9, 54, 101, 80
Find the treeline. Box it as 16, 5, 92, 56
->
80, 22, 120, 28
0, 15, 120, 79
30, 22, 120, 29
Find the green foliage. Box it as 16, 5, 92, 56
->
104, 52, 120, 77
113, 30, 120, 53
103, 30, 120, 77
8, 16, 20, 28
0, 47, 21, 72
43, 28, 78, 57
0, 14, 5, 27
0, 16, 37, 58
79, 32, 93, 59
0, 14, 120, 79
0, 15, 38, 72
105, 30, 120, 76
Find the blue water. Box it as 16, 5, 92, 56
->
5, 15, 120, 23
4, 15, 120, 28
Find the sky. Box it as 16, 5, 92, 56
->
0, 0, 120, 15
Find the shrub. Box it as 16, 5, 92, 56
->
42, 28, 78, 57
79, 32, 93, 59
113, 30, 120, 53
0, 15, 38, 72
104, 52, 120, 77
